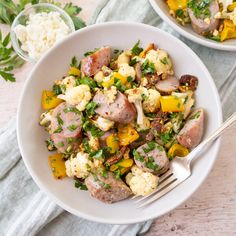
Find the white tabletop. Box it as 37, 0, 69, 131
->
0, 0, 235, 234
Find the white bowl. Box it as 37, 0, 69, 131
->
17, 22, 222, 224
149, 0, 236, 51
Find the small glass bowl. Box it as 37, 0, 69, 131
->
11, 3, 75, 62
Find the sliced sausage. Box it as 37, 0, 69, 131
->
188, 0, 220, 35
155, 75, 179, 94
50, 102, 82, 153
177, 108, 204, 149
134, 62, 142, 83
81, 47, 112, 76
93, 91, 136, 124
179, 74, 198, 91
134, 142, 169, 175
85, 171, 132, 203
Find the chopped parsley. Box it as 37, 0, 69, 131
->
189, 111, 201, 120
141, 59, 156, 75
145, 156, 159, 172
133, 149, 144, 162
52, 84, 63, 95
77, 76, 97, 90
74, 179, 88, 190
63, 107, 81, 115
82, 120, 104, 137
129, 58, 138, 66
53, 127, 63, 134
67, 124, 78, 132
57, 142, 64, 147
131, 40, 143, 55
187, 0, 212, 19
184, 96, 189, 104
114, 78, 127, 92
99, 169, 108, 178
160, 57, 169, 65
160, 130, 174, 144
67, 137, 74, 144
84, 48, 100, 57
176, 9, 184, 17
70, 56, 79, 68
143, 141, 156, 153
85, 101, 98, 117
207, 34, 221, 42
56, 113, 64, 126
127, 76, 134, 83
90, 149, 104, 159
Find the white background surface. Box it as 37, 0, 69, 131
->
0, 0, 236, 234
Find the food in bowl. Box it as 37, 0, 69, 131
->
165, 0, 236, 42
39, 41, 204, 204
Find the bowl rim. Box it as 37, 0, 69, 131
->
10, 2, 75, 63
148, 0, 236, 51
17, 21, 223, 224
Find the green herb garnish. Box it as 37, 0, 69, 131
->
67, 124, 78, 132
133, 149, 144, 162
143, 141, 156, 153
85, 101, 98, 117
74, 179, 88, 190
141, 59, 156, 75
129, 58, 138, 66
160, 57, 168, 65
131, 40, 143, 55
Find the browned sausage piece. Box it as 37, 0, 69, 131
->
134, 142, 169, 175
85, 171, 132, 203
177, 108, 204, 149
50, 102, 82, 152
81, 47, 112, 76
93, 91, 136, 124
155, 75, 179, 94
188, 0, 219, 35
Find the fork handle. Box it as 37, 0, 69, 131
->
186, 111, 236, 164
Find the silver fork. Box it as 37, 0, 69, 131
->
134, 111, 236, 208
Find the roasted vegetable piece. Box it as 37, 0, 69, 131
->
168, 143, 189, 159
48, 153, 67, 179
41, 90, 63, 110
102, 72, 128, 88
68, 67, 80, 76
118, 124, 140, 146
160, 95, 184, 112
139, 43, 155, 58
106, 133, 120, 153
167, 0, 187, 11
110, 159, 134, 175
228, 2, 236, 11
221, 19, 236, 42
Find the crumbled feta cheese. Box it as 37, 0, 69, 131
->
145, 49, 173, 75
126, 165, 159, 196
118, 63, 136, 79
104, 86, 117, 104
14, 12, 70, 60
65, 152, 94, 179
93, 116, 115, 131
58, 84, 91, 111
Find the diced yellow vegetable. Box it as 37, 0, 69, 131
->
68, 67, 80, 76
120, 167, 130, 175
167, 0, 187, 11
102, 77, 114, 88
220, 19, 236, 42
113, 72, 127, 84
228, 2, 236, 12
118, 158, 134, 168
48, 153, 67, 179
110, 164, 118, 172
41, 90, 63, 110
160, 96, 184, 112
106, 133, 120, 153
118, 124, 139, 146
168, 143, 189, 159
139, 43, 155, 58
102, 72, 129, 88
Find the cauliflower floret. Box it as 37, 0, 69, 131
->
143, 89, 161, 113
118, 63, 136, 79
215, 8, 236, 25
55, 76, 76, 92
218, 0, 233, 11
117, 51, 131, 66
93, 116, 115, 131
58, 84, 91, 111
145, 49, 173, 75
65, 152, 94, 179
104, 86, 117, 104
126, 165, 159, 196
125, 87, 150, 130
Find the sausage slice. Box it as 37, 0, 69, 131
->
134, 142, 169, 175
93, 90, 136, 124
155, 75, 179, 94
177, 108, 204, 148
50, 102, 82, 152
85, 171, 132, 203
81, 47, 112, 76
188, 0, 220, 35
